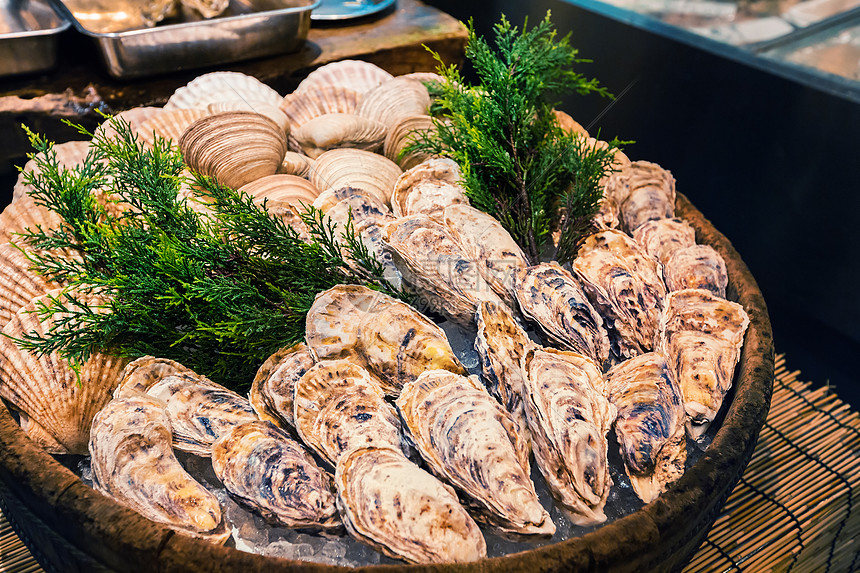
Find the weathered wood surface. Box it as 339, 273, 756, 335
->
0, 0, 467, 184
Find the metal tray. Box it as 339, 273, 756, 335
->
48, 0, 319, 79
0, 0, 70, 77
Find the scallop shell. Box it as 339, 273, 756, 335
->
237, 174, 319, 209
573, 229, 667, 362
206, 100, 290, 135
165, 71, 283, 111
296, 60, 393, 95
522, 347, 616, 526
11, 138, 90, 205
383, 114, 436, 170
513, 262, 610, 367
304, 284, 465, 396
632, 217, 697, 265
398, 71, 446, 86
211, 420, 340, 530
355, 77, 432, 128
279, 151, 315, 178
313, 186, 390, 221
89, 393, 229, 542
0, 292, 129, 454
181, 0, 228, 19
605, 352, 686, 503
137, 108, 211, 148
664, 244, 728, 297
396, 370, 554, 537
249, 343, 314, 429
660, 288, 749, 439
553, 109, 589, 137
293, 113, 387, 159
179, 111, 287, 190
92, 107, 163, 144
309, 148, 401, 206
293, 359, 403, 467
279, 85, 361, 142
335, 446, 486, 564
391, 157, 468, 217
0, 242, 58, 326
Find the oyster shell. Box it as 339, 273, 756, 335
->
312, 186, 386, 215
612, 161, 676, 232
165, 71, 283, 112
0, 242, 57, 326
513, 262, 610, 367
237, 174, 319, 209
664, 244, 729, 298
293, 113, 387, 158
139, 0, 178, 27
632, 217, 697, 265
355, 77, 432, 129
396, 370, 554, 537
661, 288, 749, 439
522, 347, 617, 525
604, 352, 686, 503
573, 229, 667, 362
335, 446, 486, 564
89, 393, 229, 542
309, 148, 402, 206
211, 420, 340, 530
383, 114, 436, 170
296, 60, 394, 95
293, 359, 403, 467
305, 285, 466, 396
249, 343, 314, 429
114, 355, 197, 396
391, 157, 468, 217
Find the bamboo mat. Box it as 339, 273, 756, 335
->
1, 355, 858, 573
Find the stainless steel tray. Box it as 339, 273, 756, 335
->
48, 0, 319, 79
0, 0, 70, 77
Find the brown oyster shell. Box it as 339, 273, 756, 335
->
296, 60, 393, 95
660, 288, 749, 439
355, 77, 431, 129
89, 393, 229, 542
383, 114, 436, 170
553, 109, 589, 137
164, 71, 283, 112
293, 113, 387, 159
522, 347, 616, 526
249, 343, 314, 429
606, 160, 676, 232
605, 352, 687, 503
632, 217, 697, 265
335, 446, 486, 564
211, 420, 340, 530
396, 370, 553, 537
513, 262, 610, 367
573, 229, 667, 363
293, 359, 403, 467
114, 355, 198, 397
391, 157, 468, 217
309, 148, 402, 206
664, 244, 729, 297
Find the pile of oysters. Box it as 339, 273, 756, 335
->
0, 61, 749, 565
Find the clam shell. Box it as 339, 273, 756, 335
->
206, 100, 290, 135
632, 217, 697, 265
396, 370, 553, 537
0, 292, 129, 454
309, 148, 401, 206
605, 352, 686, 503
164, 71, 282, 111
211, 420, 340, 530
0, 242, 58, 327
179, 111, 287, 190
279, 151, 315, 178
293, 359, 403, 467
90, 393, 229, 542
294, 113, 387, 158
660, 288, 749, 439
391, 157, 468, 217
335, 446, 486, 564
573, 229, 667, 362
522, 347, 616, 525
296, 60, 393, 94
249, 343, 314, 429
664, 244, 728, 297
279, 85, 361, 151
355, 77, 431, 128
383, 114, 436, 170
180, 0, 228, 18
237, 174, 319, 209
137, 108, 211, 148
513, 262, 610, 366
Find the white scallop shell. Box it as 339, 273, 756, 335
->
356, 77, 431, 129
296, 60, 393, 94
293, 113, 387, 159
137, 108, 211, 148
164, 71, 282, 111
206, 100, 290, 135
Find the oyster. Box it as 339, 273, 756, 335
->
181, 0, 228, 19
604, 352, 686, 503
335, 446, 486, 564
513, 262, 610, 367
249, 343, 314, 429
521, 347, 617, 525
114, 355, 197, 396
293, 359, 403, 467
661, 288, 749, 439
664, 244, 729, 298
211, 420, 340, 530
396, 370, 553, 537
573, 229, 667, 362
309, 148, 402, 206
632, 217, 697, 265
390, 157, 467, 217
553, 109, 589, 136
296, 60, 393, 95
304, 284, 466, 396
89, 393, 229, 542
606, 160, 676, 233
293, 113, 387, 158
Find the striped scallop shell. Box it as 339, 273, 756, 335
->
309, 148, 401, 206
137, 108, 211, 148
296, 60, 393, 95
237, 174, 319, 209
383, 114, 435, 170
93, 107, 163, 143
0, 243, 58, 326
0, 196, 63, 249
355, 77, 431, 128
164, 71, 282, 111
206, 100, 290, 135
0, 291, 129, 454
294, 113, 387, 158
249, 343, 315, 429
279, 86, 360, 134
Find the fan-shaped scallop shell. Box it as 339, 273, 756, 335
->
664, 244, 728, 297
237, 174, 319, 209
164, 71, 283, 111
633, 217, 697, 265
249, 343, 314, 429
293, 359, 403, 467
0, 243, 58, 326
136, 108, 211, 148
211, 420, 340, 530
383, 114, 436, 170
294, 113, 387, 158
180, 111, 287, 190
335, 446, 486, 564
396, 370, 554, 536
279, 85, 361, 132
309, 148, 401, 205
90, 393, 229, 542
522, 347, 616, 525
0, 292, 129, 454
514, 262, 610, 367
391, 157, 468, 217
605, 352, 686, 503
206, 100, 290, 135
356, 77, 431, 128
279, 151, 315, 178
93, 107, 163, 144
296, 60, 393, 95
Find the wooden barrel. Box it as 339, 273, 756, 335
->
0, 193, 774, 572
